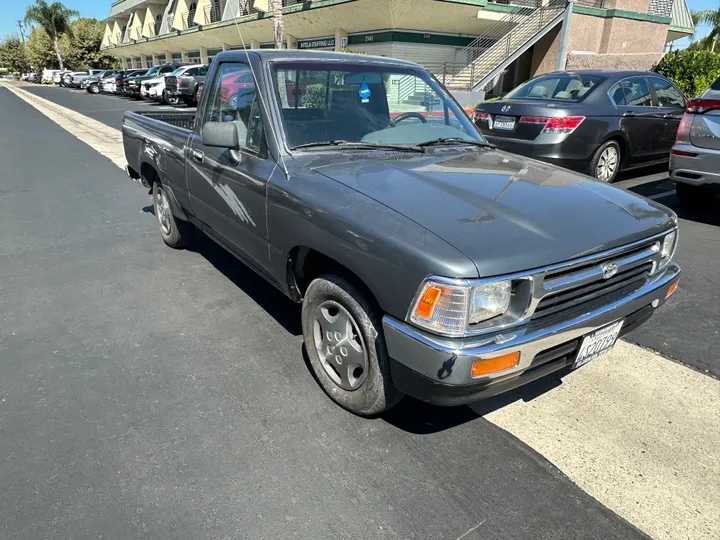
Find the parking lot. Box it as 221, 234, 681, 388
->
1, 81, 718, 540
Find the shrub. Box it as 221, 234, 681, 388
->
301, 83, 327, 108
653, 49, 720, 97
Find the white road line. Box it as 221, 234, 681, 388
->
647, 189, 677, 200
3, 80, 719, 540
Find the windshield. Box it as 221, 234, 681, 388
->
170, 67, 187, 76
144, 66, 161, 76
270, 62, 484, 149
504, 73, 606, 102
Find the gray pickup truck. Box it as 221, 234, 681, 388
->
123, 50, 680, 416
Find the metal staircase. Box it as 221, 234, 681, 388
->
445, 0, 567, 91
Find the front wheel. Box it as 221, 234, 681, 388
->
152, 182, 194, 248
165, 91, 180, 106
589, 140, 621, 182
301, 274, 403, 416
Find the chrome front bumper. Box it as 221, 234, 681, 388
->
383, 262, 680, 405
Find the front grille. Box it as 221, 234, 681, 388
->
530, 238, 661, 323
533, 263, 652, 320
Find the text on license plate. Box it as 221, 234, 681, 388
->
573, 320, 624, 369
493, 115, 516, 131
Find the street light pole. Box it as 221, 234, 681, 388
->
17, 20, 26, 44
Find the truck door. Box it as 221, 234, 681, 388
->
186, 60, 274, 274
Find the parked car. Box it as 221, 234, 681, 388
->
473, 71, 687, 183
165, 64, 209, 106
669, 75, 720, 207
53, 70, 71, 85
122, 51, 680, 416
60, 71, 86, 87
83, 70, 119, 93
42, 69, 62, 84
66, 71, 103, 88
125, 64, 184, 98
101, 70, 137, 93
141, 65, 196, 103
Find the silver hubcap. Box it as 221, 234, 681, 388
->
156, 187, 172, 235
596, 146, 618, 182
312, 301, 368, 391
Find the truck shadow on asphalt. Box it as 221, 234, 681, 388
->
381, 371, 569, 434
625, 179, 720, 227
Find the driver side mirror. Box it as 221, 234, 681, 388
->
202, 122, 240, 150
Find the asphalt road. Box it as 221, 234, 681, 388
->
0, 87, 654, 539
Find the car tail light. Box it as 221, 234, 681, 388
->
671, 148, 698, 157
473, 111, 491, 123
541, 116, 585, 134
675, 113, 692, 142
686, 98, 720, 114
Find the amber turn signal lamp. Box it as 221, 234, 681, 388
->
666, 281, 679, 298
415, 286, 442, 318
471, 352, 520, 378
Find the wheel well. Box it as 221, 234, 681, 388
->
141, 162, 159, 186
287, 247, 378, 308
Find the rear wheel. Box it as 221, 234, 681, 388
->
301, 274, 403, 416
589, 140, 621, 183
165, 91, 180, 106
676, 182, 716, 209
152, 181, 194, 248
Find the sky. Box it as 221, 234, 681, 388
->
0, 0, 719, 45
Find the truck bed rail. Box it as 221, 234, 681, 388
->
133, 110, 196, 130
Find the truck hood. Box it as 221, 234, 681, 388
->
303, 148, 675, 277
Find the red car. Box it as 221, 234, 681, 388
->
219, 71, 305, 107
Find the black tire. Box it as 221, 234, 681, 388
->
676, 182, 715, 209
152, 181, 194, 248
165, 92, 180, 106
88, 83, 100, 94
589, 140, 622, 183
302, 274, 403, 416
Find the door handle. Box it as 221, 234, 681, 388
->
191, 150, 204, 163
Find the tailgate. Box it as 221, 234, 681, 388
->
690, 111, 720, 150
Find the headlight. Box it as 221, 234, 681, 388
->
657, 230, 677, 269
469, 281, 511, 324
409, 278, 516, 335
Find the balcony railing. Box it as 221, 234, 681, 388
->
182, 7, 198, 29
204, 0, 223, 23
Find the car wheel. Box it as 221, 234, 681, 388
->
165, 91, 180, 106
676, 182, 715, 208
152, 181, 194, 248
91, 84, 100, 94
590, 140, 621, 182
301, 274, 403, 416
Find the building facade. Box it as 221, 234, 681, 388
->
101, 0, 694, 95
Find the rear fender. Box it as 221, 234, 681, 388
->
602, 129, 631, 165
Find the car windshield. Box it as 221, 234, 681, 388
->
270, 62, 484, 149
504, 73, 606, 102
170, 67, 187, 76
144, 66, 161, 76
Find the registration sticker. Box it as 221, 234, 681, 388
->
573, 320, 624, 369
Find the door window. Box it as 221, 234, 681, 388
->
203, 62, 262, 151
610, 78, 653, 107
650, 77, 685, 107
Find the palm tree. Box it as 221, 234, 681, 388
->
24, 1, 79, 70
695, 9, 720, 52
272, 0, 284, 49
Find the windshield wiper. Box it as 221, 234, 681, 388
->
290, 140, 424, 152
417, 137, 494, 149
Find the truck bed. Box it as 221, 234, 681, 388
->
122, 110, 197, 185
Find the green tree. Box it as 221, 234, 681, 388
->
26, 26, 62, 70
654, 49, 720, 97
694, 9, 720, 52
24, 0, 79, 70
0, 35, 30, 73
64, 18, 118, 70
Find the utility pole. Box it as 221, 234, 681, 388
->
555, 0, 574, 72
17, 20, 26, 44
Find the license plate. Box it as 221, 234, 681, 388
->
573, 320, 624, 369
493, 115, 516, 131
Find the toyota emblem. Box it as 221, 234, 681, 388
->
601, 262, 619, 280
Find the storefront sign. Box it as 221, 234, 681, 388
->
298, 37, 336, 49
